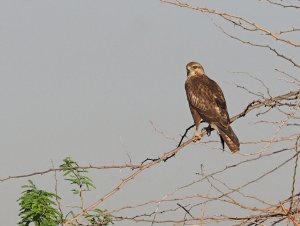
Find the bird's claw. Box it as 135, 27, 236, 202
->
192, 131, 202, 142
201, 126, 212, 136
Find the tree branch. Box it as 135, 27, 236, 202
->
63, 89, 300, 225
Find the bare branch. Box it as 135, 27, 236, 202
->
161, 0, 300, 47
63, 88, 300, 224
261, 0, 300, 9
289, 135, 300, 213
0, 164, 141, 182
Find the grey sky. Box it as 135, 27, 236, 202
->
0, 1, 299, 225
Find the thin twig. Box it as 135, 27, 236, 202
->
289, 135, 300, 213
63, 89, 300, 225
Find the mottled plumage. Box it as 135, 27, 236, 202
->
185, 62, 240, 152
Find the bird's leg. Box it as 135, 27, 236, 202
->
193, 130, 201, 140
201, 124, 213, 136
192, 125, 202, 141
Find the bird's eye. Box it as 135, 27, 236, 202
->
192, 65, 198, 69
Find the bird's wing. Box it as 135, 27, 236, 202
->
185, 76, 230, 130
208, 77, 227, 110
185, 75, 239, 152
206, 77, 231, 129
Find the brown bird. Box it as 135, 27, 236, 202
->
185, 62, 240, 152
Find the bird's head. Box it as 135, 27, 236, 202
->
186, 62, 205, 77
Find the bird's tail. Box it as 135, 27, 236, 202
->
219, 126, 240, 153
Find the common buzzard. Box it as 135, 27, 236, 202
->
185, 62, 240, 152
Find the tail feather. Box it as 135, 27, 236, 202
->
219, 135, 225, 151
219, 126, 240, 153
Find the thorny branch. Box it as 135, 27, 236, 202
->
260, 0, 300, 9
289, 136, 300, 213
0, 164, 141, 182
160, 0, 300, 47
63, 89, 300, 225
2, 88, 299, 225
161, 0, 300, 68
6, 2, 300, 225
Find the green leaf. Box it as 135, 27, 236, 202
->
17, 180, 62, 226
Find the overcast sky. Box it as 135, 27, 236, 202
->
0, 1, 299, 225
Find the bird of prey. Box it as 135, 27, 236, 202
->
185, 62, 240, 152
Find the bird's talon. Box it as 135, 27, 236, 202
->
202, 126, 212, 136
192, 131, 201, 142
192, 136, 201, 142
